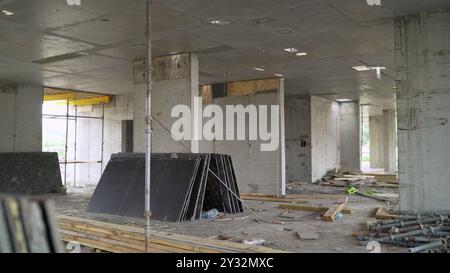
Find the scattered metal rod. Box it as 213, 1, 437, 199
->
408, 239, 447, 253
372, 215, 449, 231
374, 226, 442, 243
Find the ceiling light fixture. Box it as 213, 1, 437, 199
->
209, 19, 231, 25
253, 67, 265, 72
283, 48, 299, 53
296, 52, 308, 57
274, 73, 283, 77
336, 99, 353, 102
353, 65, 386, 79
1, 9, 16, 16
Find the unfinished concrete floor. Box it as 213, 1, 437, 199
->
51, 182, 402, 253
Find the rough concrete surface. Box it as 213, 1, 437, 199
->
52, 182, 402, 253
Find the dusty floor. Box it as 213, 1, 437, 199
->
51, 182, 403, 253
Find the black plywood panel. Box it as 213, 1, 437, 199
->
0, 152, 64, 195
87, 153, 243, 222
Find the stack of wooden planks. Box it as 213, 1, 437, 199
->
58, 215, 287, 253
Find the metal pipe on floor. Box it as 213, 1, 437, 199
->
408, 239, 447, 253
144, 0, 153, 253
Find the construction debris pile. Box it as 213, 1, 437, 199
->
320, 167, 398, 188
357, 214, 450, 253
87, 153, 242, 222
318, 167, 399, 203
0, 194, 63, 253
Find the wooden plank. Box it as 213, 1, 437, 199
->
58, 215, 287, 253
227, 78, 280, 97
374, 207, 398, 220
364, 173, 398, 184
241, 196, 308, 204
322, 197, 349, 222
278, 204, 353, 215
240, 193, 347, 200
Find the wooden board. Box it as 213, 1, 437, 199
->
58, 215, 287, 253
364, 173, 398, 184
241, 193, 347, 200
322, 197, 348, 222
278, 204, 353, 215
374, 207, 398, 220
241, 196, 308, 204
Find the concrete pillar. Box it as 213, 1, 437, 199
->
311, 96, 340, 182
133, 53, 199, 153
339, 102, 360, 170
383, 109, 397, 172
285, 95, 312, 183
369, 115, 385, 168
395, 10, 450, 213
369, 110, 397, 172
0, 82, 42, 153
285, 95, 341, 183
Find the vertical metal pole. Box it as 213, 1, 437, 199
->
74, 105, 78, 188
144, 0, 153, 253
64, 100, 69, 188
100, 103, 105, 172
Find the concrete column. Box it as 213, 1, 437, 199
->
311, 96, 340, 182
383, 109, 397, 172
285, 95, 312, 183
339, 102, 360, 170
0, 82, 42, 153
395, 11, 450, 213
369, 115, 385, 168
133, 53, 199, 153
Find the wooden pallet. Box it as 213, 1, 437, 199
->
58, 215, 287, 253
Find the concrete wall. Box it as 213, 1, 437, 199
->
285, 95, 342, 183
395, 11, 450, 212
0, 82, 42, 153
369, 115, 385, 168
339, 102, 360, 170
213, 91, 282, 194
285, 96, 311, 182
311, 96, 340, 182
133, 53, 196, 153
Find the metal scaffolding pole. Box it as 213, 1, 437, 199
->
144, 0, 153, 253
74, 105, 78, 188
100, 103, 105, 172
63, 100, 69, 187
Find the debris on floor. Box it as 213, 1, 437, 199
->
320, 166, 398, 189
296, 230, 320, 240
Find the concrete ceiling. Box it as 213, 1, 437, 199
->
1, 0, 450, 110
